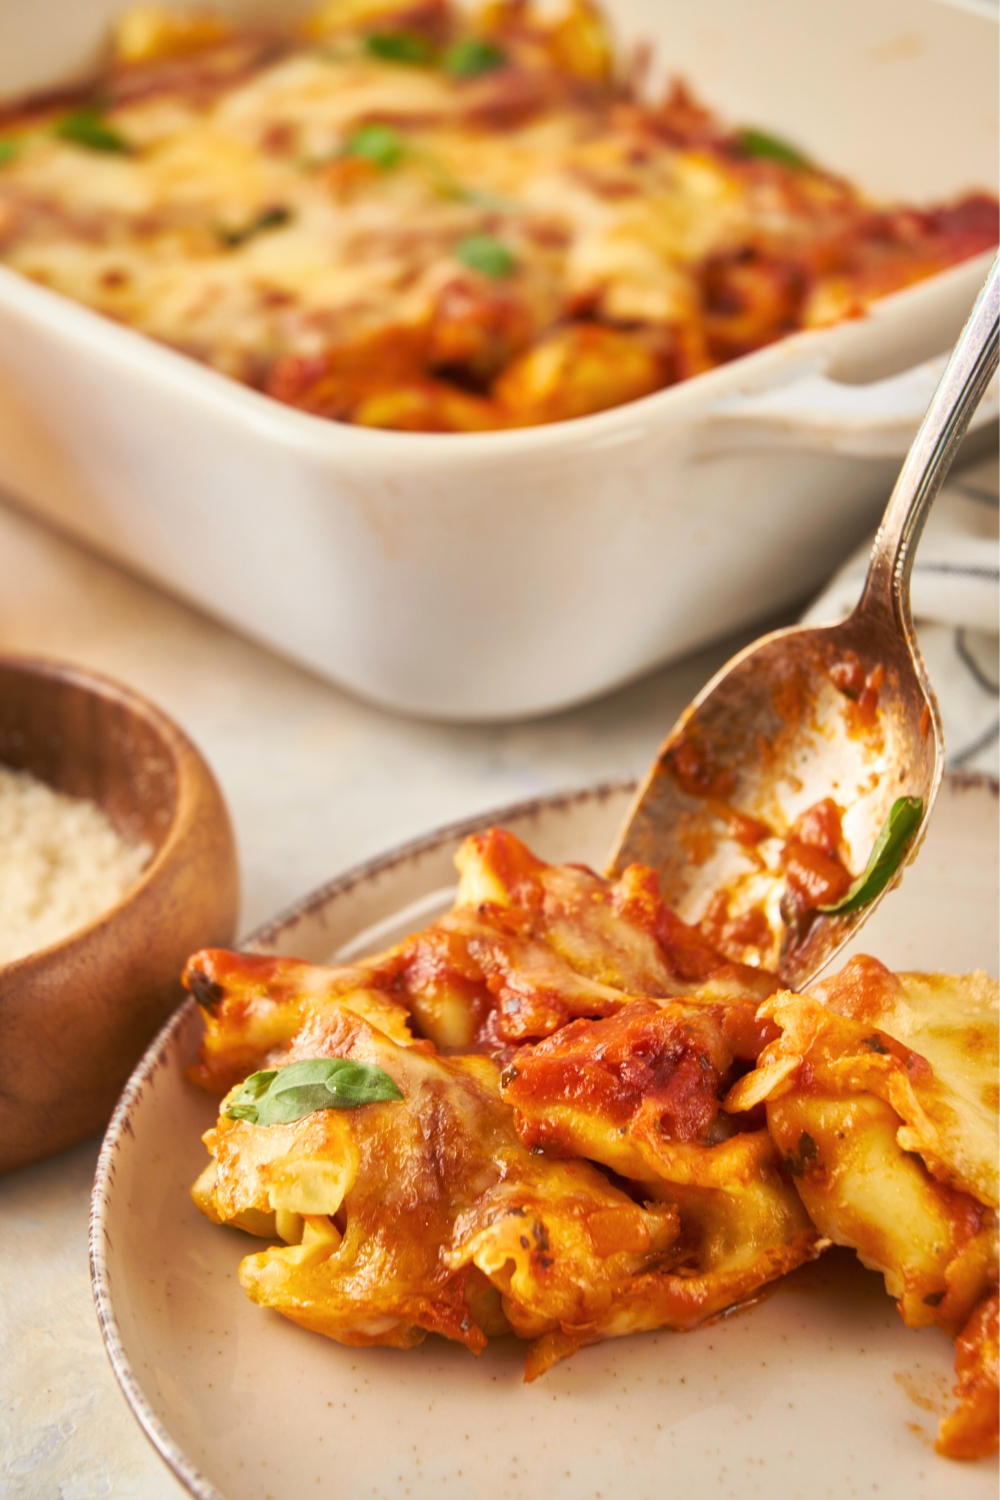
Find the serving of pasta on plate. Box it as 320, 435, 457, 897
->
186, 826, 998, 1462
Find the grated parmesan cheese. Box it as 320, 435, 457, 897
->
0, 764, 152, 965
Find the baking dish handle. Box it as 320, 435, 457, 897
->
707, 352, 1000, 457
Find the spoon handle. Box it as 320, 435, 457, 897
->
858, 253, 1000, 632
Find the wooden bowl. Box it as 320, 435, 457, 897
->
0, 654, 239, 1175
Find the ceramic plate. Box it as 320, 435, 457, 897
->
91, 776, 999, 1500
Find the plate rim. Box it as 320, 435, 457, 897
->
88, 771, 998, 1500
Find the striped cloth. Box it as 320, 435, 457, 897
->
802, 454, 999, 776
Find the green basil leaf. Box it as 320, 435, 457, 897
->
241, 1069, 278, 1099
257, 1081, 349, 1122
225, 1102, 263, 1122
736, 127, 809, 170
365, 31, 433, 65
0, 140, 21, 167
219, 206, 291, 247
455, 233, 515, 278
443, 38, 506, 77
818, 796, 923, 916
54, 109, 129, 154
343, 123, 404, 169
224, 1057, 403, 1126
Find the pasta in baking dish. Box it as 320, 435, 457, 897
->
187, 828, 999, 1459
0, 0, 996, 431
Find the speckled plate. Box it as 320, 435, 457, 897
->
91, 776, 999, 1500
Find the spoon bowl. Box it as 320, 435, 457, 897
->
607, 607, 941, 987
610, 256, 998, 988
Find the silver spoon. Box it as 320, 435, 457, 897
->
609, 255, 999, 990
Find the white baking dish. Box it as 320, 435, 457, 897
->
0, 0, 996, 721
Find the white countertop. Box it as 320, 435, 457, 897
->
0, 491, 800, 1499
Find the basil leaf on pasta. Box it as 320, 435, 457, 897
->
224, 1058, 403, 1125
219, 206, 291, 247
444, 38, 505, 77
737, 127, 809, 170
366, 32, 433, 65
55, 109, 128, 154
344, 124, 404, 169
455, 233, 515, 277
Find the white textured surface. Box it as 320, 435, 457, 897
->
0, 491, 792, 1498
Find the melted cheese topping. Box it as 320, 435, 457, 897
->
188, 827, 817, 1376
196, 995, 794, 1371
0, 1, 995, 430
729, 958, 999, 1459
813, 958, 999, 1209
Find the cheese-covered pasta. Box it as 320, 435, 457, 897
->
187, 830, 998, 1459
728, 957, 999, 1459
0, 0, 995, 430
